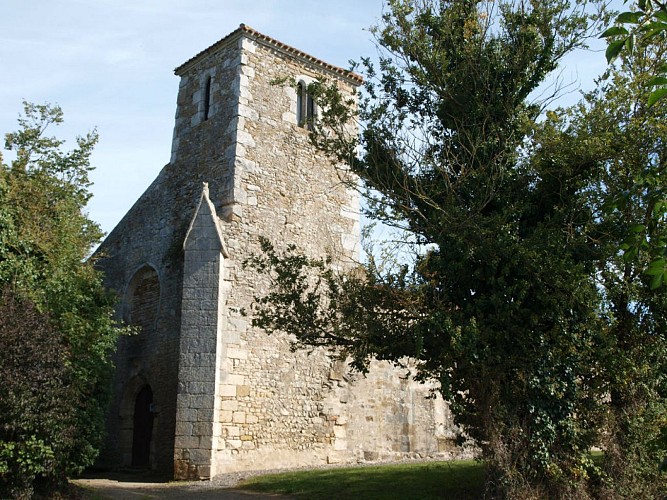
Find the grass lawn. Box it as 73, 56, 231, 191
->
237, 459, 485, 499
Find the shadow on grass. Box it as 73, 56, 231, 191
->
237, 460, 485, 499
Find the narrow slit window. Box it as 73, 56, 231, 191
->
297, 80, 315, 129
203, 75, 212, 121
306, 93, 315, 127
296, 81, 305, 126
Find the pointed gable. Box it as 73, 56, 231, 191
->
183, 182, 229, 258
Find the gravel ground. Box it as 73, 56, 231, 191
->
73, 464, 335, 499
73, 472, 291, 499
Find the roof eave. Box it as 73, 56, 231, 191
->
174, 23, 363, 86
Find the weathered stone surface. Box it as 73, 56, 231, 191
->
94, 24, 470, 480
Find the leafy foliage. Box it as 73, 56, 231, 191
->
555, 41, 667, 496
0, 288, 76, 499
0, 102, 121, 497
600, 0, 667, 106
248, 1, 616, 497
600, 1, 667, 290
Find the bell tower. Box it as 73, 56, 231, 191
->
168, 24, 362, 478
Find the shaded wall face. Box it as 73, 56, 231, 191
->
170, 41, 244, 214
96, 223, 183, 475
95, 40, 244, 476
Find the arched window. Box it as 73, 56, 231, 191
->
203, 75, 212, 121
125, 265, 160, 336
296, 80, 315, 129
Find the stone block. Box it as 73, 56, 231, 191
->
237, 130, 255, 147
333, 439, 348, 451
197, 465, 211, 479
225, 330, 241, 344
190, 394, 215, 410
193, 422, 213, 437
220, 410, 234, 423
176, 367, 203, 385
219, 384, 237, 397
185, 336, 216, 353
236, 385, 251, 397
175, 421, 193, 436
246, 414, 259, 424
197, 409, 214, 422
240, 38, 256, 53
238, 104, 259, 121
235, 156, 256, 172
177, 436, 201, 449
188, 448, 212, 464
333, 426, 347, 439
220, 399, 238, 411
232, 411, 246, 424
239, 85, 252, 101
223, 373, 245, 385
188, 381, 215, 394
180, 352, 216, 370
282, 111, 297, 124
222, 425, 240, 437
227, 439, 242, 449
177, 408, 198, 422
227, 347, 248, 360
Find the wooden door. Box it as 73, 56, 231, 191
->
131, 385, 154, 467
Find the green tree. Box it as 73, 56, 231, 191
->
249, 1, 611, 497
601, 0, 667, 287
540, 43, 667, 496
0, 102, 120, 497
601, 0, 667, 106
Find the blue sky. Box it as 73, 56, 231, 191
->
1, 0, 612, 236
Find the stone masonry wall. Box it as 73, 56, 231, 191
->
95, 172, 185, 474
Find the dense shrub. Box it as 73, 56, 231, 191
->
0, 288, 77, 498
0, 102, 121, 497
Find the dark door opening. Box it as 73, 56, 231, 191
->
131, 385, 154, 467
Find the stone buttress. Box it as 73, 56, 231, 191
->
174, 184, 229, 479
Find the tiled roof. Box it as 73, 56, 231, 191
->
174, 23, 363, 85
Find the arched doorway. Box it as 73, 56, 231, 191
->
131, 385, 154, 467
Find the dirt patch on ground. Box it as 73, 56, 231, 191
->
72, 471, 290, 500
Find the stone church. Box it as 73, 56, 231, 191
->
95, 24, 463, 480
